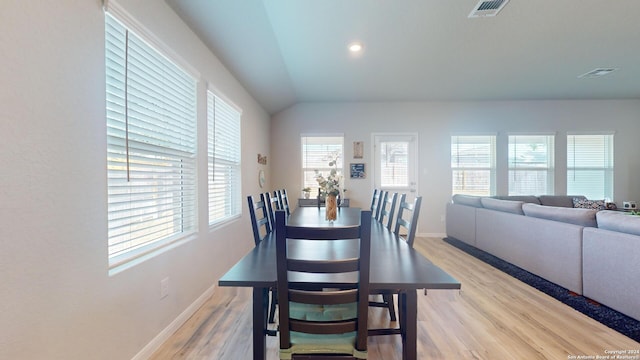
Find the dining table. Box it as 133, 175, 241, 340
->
218, 207, 461, 360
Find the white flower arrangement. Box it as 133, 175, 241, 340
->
315, 153, 343, 197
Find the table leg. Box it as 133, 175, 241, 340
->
399, 290, 417, 360
252, 287, 268, 360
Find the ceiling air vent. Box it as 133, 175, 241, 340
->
468, 0, 510, 18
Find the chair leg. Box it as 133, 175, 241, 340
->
383, 293, 397, 321
268, 288, 277, 324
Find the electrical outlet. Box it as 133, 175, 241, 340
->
440, 214, 445, 223
160, 277, 169, 299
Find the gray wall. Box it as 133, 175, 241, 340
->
0, 1, 270, 359
271, 100, 640, 236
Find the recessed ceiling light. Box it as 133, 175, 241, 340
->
348, 42, 363, 53
578, 68, 619, 78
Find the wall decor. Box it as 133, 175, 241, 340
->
257, 154, 267, 165
353, 141, 364, 159
350, 163, 366, 179
258, 169, 266, 188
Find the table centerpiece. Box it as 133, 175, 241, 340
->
315, 154, 343, 221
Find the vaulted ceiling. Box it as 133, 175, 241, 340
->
167, 0, 640, 114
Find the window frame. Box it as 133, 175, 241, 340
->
207, 88, 243, 227
450, 134, 497, 196
105, 7, 198, 270
301, 135, 344, 197
567, 132, 614, 200
507, 133, 555, 196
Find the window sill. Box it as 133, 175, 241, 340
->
108, 232, 196, 276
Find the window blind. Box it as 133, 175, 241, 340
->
106, 14, 197, 260
508, 135, 554, 195
451, 135, 496, 196
208, 92, 242, 225
301, 136, 343, 195
567, 134, 614, 200
379, 141, 409, 187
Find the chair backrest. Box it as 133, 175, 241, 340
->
374, 190, 386, 221
247, 194, 272, 246
275, 209, 371, 357
393, 195, 422, 248
378, 192, 398, 230
370, 189, 381, 218
275, 189, 291, 216
265, 192, 280, 229
281, 189, 291, 215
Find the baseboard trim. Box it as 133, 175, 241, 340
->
132, 283, 217, 360
420, 232, 446, 238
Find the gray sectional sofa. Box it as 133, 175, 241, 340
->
446, 194, 640, 322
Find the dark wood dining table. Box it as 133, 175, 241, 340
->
218, 207, 461, 360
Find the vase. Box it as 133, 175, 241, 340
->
325, 194, 338, 221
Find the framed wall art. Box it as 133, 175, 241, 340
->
350, 163, 366, 179
353, 141, 364, 159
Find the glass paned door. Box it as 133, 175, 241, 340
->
373, 134, 418, 201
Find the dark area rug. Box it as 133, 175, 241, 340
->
443, 237, 640, 342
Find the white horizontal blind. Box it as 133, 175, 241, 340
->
301, 136, 343, 195
508, 135, 554, 195
106, 14, 197, 259
208, 92, 242, 225
567, 134, 614, 200
379, 141, 409, 187
451, 135, 496, 196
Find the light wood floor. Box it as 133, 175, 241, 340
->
150, 237, 639, 359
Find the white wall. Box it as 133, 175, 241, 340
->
0, 1, 270, 359
271, 100, 640, 235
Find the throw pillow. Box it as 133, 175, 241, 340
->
573, 198, 606, 210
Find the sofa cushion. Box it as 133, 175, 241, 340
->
452, 194, 483, 208
480, 198, 524, 215
493, 195, 541, 204
539, 195, 585, 208
522, 203, 597, 227
596, 210, 640, 236
573, 198, 606, 210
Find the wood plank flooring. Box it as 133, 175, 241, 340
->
150, 237, 639, 359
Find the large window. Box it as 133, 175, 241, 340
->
451, 135, 496, 196
106, 13, 197, 262
301, 136, 343, 196
508, 134, 554, 195
208, 91, 242, 225
567, 133, 614, 200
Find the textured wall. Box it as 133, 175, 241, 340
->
0, 0, 270, 359
271, 100, 640, 236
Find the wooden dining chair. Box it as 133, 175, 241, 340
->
276, 189, 291, 216
367, 191, 395, 318
247, 194, 278, 327
248, 193, 272, 246
275, 209, 371, 359
370, 194, 422, 322
394, 194, 422, 248
370, 189, 381, 219
281, 189, 292, 215
376, 192, 398, 231
266, 191, 281, 229
369, 189, 378, 211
